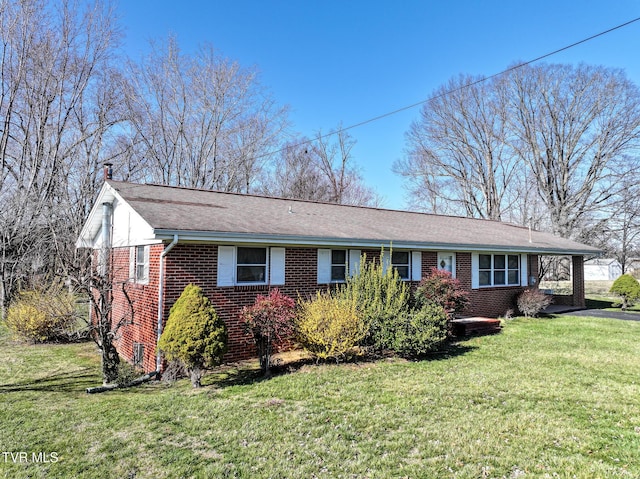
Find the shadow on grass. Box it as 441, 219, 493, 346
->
0, 368, 98, 393
203, 366, 266, 389
420, 342, 477, 362
202, 342, 479, 389
585, 297, 615, 309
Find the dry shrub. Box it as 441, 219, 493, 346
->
517, 288, 551, 318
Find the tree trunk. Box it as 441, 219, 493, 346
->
101, 340, 120, 384
189, 366, 203, 388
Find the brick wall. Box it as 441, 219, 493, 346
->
110, 244, 545, 370
109, 245, 163, 373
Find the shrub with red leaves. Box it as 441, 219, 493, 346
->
241, 288, 296, 376
415, 268, 469, 319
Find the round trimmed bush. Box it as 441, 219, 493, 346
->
610, 274, 640, 311
392, 303, 449, 358
158, 284, 227, 387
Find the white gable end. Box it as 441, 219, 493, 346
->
76, 182, 158, 249
111, 197, 156, 248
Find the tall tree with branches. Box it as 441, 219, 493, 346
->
398, 63, 640, 242
123, 36, 289, 192
0, 0, 122, 311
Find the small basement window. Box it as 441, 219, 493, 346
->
133, 343, 144, 367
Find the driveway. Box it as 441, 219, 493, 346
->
561, 309, 640, 322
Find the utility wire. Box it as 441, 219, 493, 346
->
257, 15, 640, 160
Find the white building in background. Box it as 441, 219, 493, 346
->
584, 258, 622, 281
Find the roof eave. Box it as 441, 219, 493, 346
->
152, 229, 600, 256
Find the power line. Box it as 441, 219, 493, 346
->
258, 15, 640, 160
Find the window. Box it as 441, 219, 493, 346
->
391, 251, 410, 280
130, 245, 149, 284
217, 246, 284, 287
133, 343, 144, 367
478, 254, 520, 287
331, 250, 347, 282
236, 247, 267, 283
135, 246, 146, 281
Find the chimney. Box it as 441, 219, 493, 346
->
103, 162, 113, 181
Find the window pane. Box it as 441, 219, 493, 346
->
237, 266, 266, 283
136, 245, 145, 261
508, 270, 520, 285
508, 255, 519, 269
392, 251, 409, 264
479, 271, 491, 286
494, 271, 506, 285
237, 247, 266, 265
331, 265, 346, 281
331, 249, 346, 264
494, 255, 505, 269
479, 254, 491, 269
136, 264, 145, 281
395, 266, 409, 279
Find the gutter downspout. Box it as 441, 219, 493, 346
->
156, 234, 179, 373
100, 203, 112, 276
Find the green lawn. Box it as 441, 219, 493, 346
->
1, 316, 640, 479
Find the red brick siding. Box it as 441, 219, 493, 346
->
109, 244, 546, 370
109, 245, 163, 373
572, 255, 586, 308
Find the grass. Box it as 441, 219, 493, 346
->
1, 317, 640, 478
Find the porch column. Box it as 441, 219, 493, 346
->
572, 255, 585, 308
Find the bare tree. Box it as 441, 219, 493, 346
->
508, 63, 640, 238
123, 36, 289, 192
70, 247, 135, 384
396, 74, 518, 219
398, 63, 640, 244
0, 0, 121, 311
263, 128, 381, 206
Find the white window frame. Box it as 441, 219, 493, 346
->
330, 249, 348, 283
217, 246, 285, 287
474, 253, 523, 288
317, 249, 361, 284
236, 246, 269, 285
130, 245, 150, 284
391, 251, 411, 280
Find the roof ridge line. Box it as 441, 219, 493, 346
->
107, 180, 531, 230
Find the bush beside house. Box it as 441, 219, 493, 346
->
241, 289, 296, 376
158, 284, 227, 387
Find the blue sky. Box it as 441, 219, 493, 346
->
116, 1, 640, 209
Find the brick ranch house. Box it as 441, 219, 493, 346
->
76, 179, 599, 373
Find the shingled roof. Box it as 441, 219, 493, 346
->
81, 180, 600, 255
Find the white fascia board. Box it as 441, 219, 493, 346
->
152, 229, 599, 256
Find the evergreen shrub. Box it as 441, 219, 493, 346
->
610, 274, 640, 310
158, 284, 227, 387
